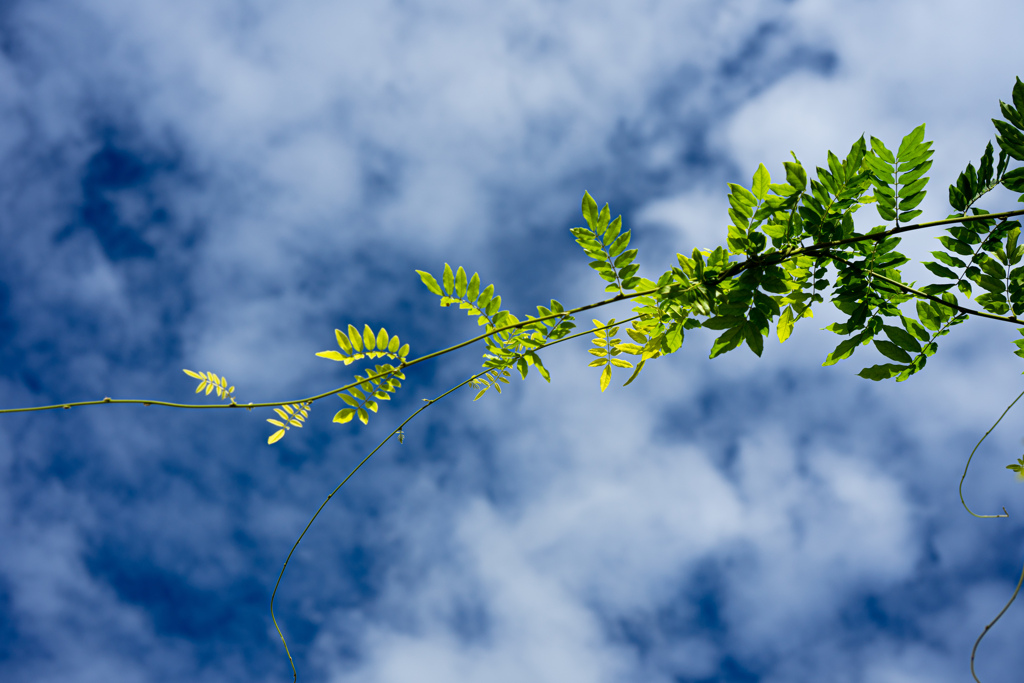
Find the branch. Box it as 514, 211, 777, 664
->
827, 253, 1024, 327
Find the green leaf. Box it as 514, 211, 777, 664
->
938, 236, 973, 256
357, 407, 370, 425
743, 322, 764, 357
824, 334, 865, 366
333, 408, 356, 424
858, 364, 902, 381
784, 159, 807, 191
752, 163, 770, 201
777, 307, 795, 342
363, 324, 376, 351
335, 328, 354, 354
416, 270, 443, 296
315, 350, 347, 362
931, 251, 966, 269
442, 263, 454, 295
898, 160, 932, 186
599, 364, 612, 392
900, 315, 930, 342
882, 325, 922, 353
870, 137, 895, 164
922, 261, 957, 279
874, 340, 913, 363
709, 326, 744, 359
728, 183, 758, 207
455, 266, 468, 298
703, 315, 742, 331
582, 192, 600, 230
348, 324, 363, 352
897, 124, 926, 158
607, 231, 631, 258
1004, 167, 1024, 192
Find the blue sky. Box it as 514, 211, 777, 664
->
2, 1, 1024, 681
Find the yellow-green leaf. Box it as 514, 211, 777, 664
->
752, 163, 770, 201
363, 324, 376, 351
443, 263, 454, 295
388, 335, 400, 353
377, 328, 389, 351
347, 324, 363, 352
399, 343, 410, 358
599, 364, 612, 392
335, 329, 353, 353
416, 270, 443, 296
357, 407, 370, 425
777, 307, 795, 343
267, 418, 285, 427
268, 429, 286, 444
610, 358, 634, 368
455, 266, 467, 298
183, 369, 204, 379
333, 408, 356, 424
316, 350, 347, 361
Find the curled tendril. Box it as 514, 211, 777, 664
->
959, 388, 1024, 518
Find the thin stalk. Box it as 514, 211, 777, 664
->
270, 316, 641, 681
971, 549, 1024, 683
959, 388, 1024, 519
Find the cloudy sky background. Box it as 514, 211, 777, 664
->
2, 1, 1024, 681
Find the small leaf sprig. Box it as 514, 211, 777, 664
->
183, 369, 236, 401
315, 324, 410, 365
267, 402, 312, 444
587, 318, 633, 391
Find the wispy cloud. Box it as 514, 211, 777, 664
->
1, 1, 1024, 682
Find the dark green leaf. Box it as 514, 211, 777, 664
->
938, 236, 973, 256
703, 316, 744, 330
874, 340, 912, 363
882, 325, 922, 353
898, 160, 932, 186
1003, 167, 1024, 193
922, 261, 957, 279
709, 326, 743, 358
743, 322, 764, 357
858, 363, 902, 381
930, 251, 966, 269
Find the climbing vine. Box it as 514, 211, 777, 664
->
6, 78, 1024, 682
